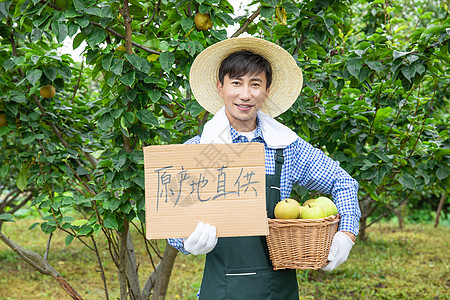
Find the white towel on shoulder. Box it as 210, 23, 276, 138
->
199, 106, 298, 149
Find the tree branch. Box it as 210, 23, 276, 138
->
91, 22, 160, 55
405, 81, 437, 160
91, 236, 109, 300
71, 59, 84, 104
0, 232, 83, 299
231, 7, 260, 38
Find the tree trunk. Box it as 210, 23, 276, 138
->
434, 191, 446, 228
359, 214, 367, 241
126, 231, 141, 300
151, 242, 178, 300
358, 196, 375, 241
141, 261, 162, 299
118, 220, 130, 300
396, 202, 406, 230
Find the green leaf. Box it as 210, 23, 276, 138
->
186, 100, 204, 117
0, 127, 11, 137
125, 54, 143, 70
73, 0, 85, 11
399, 174, 416, 189
22, 135, 36, 144
283, 2, 300, 14
119, 70, 135, 86
87, 28, 106, 48
309, 44, 326, 57
420, 25, 443, 40
366, 61, 385, 72
98, 113, 114, 132
136, 109, 158, 126
65, 235, 75, 246
56, 22, 68, 43
72, 32, 86, 50
76, 166, 89, 176
181, 17, 194, 32
102, 53, 113, 70
436, 168, 449, 180
346, 58, 362, 78
103, 213, 118, 230
77, 225, 93, 236
149, 90, 161, 103
43, 67, 57, 81
0, 164, 10, 178
159, 52, 175, 73
264, 0, 277, 6
0, 213, 15, 223
413, 62, 426, 75
393, 50, 409, 60
260, 6, 275, 19
17, 167, 30, 191
110, 58, 124, 75
57, 66, 72, 79
71, 219, 89, 226
374, 107, 393, 125
26, 69, 42, 85
211, 26, 228, 38
401, 65, 413, 82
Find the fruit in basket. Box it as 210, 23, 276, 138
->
300, 203, 327, 219
274, 198, 301, 219
301, 199, 316, 206
298, 205, 304, 218
315, 196, 338, 217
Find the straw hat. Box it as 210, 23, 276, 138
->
189, 37, 303, 117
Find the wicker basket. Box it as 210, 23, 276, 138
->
266, 215, 340, 270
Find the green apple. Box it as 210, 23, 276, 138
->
300, 203, 327, 219
298, 205, 304, 218
301, 198, 316, 206
274, 198, 301, 219
315, 196, 338, 216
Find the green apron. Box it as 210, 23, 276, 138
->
199, 149, 298, 300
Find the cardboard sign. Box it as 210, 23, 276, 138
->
144, 143, 268, 239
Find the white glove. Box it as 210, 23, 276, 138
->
184, 222, 218, 255
321, 231, 355, 272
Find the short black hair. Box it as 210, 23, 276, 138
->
218, 50, 272, 89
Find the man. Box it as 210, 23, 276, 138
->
168, 37, 361, 299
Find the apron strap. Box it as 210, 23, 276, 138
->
275, 149, 284, 179
266, 149, 284, 219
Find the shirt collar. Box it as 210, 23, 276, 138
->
230, 117, 264, 142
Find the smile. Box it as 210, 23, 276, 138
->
236, 104, 253, 111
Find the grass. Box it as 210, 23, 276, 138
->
0, 219, 449, 300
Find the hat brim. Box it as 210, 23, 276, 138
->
189, 37, 303, 118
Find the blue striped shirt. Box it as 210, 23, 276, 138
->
168, 121, 361, 254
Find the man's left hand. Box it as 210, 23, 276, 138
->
321, 231, 355, 272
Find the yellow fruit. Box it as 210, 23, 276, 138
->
0, 113, 6, 127
315, 196, 338, 216
194, 13, 213, 31
301, 198, 316, 206
117, 45, 126, 51
274, 198, 301, 219
301, 203, 327, 219
40, 84, 56, 98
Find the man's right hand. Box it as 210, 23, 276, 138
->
184, 222, 218, 255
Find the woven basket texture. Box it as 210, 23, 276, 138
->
266, 215, 340, 270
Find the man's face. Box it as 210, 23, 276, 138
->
217, 72, 270, 132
